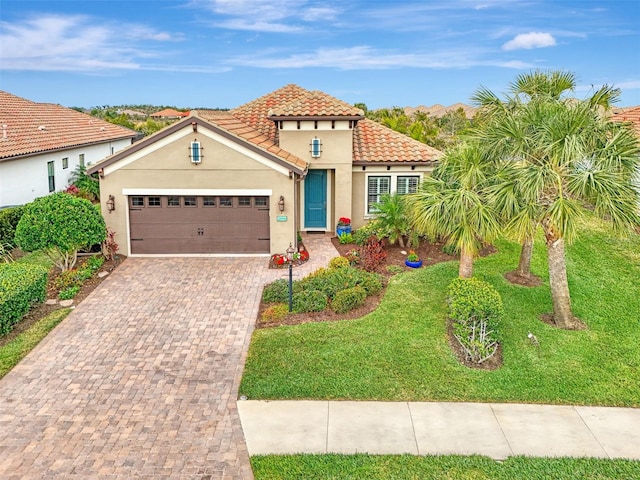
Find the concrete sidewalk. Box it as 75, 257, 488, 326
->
238, 400, 640, 460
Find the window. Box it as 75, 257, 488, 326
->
62, 157, 69, 169
203, 196, 216, 206
167, 196, 180, 207
148, 196, 161, 207
311, 137, 322, 158
184, 196, 197, 206
367, 176, 390, 213
255, 197, 268, 207
238, 197, 251, 207
190, 141, 202, 164
397, 176, 419, 195
219, 197, 232, 207
131, 196, 144, 207
79, 154, 85, 167
47, 161, 55, 192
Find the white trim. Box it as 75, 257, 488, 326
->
122, 188, 273, 196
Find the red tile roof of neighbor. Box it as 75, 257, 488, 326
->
150, 108, 190, 118
0, 91, 137, 161
611, 105, 640, 137
232, 84, 441, 164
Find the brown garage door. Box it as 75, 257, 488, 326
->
129, 195, 270, 254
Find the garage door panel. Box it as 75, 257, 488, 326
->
129, 196, 270, 254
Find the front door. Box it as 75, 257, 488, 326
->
304, 170, 327, 229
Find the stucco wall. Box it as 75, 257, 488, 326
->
0, 139, 131, 208
98, 126, 297, 256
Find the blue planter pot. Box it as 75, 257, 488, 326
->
336, 225, 352, 236
405, 259, 423, 268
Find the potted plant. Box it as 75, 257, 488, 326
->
405, 250, 422, 268
336, 217, 351, 236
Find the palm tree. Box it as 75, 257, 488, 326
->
473, 71, 640, 328
410, 142, 501, 278
371, 193, 410, 248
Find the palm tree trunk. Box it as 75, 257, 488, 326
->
545, 233, 576, 328
516, 236, 534, 277
459, 248, 474, 278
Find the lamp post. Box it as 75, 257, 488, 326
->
286, 243, 295, 312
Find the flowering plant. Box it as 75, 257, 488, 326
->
271, 253, 286, 266
337, 217, 351, 226
407, 250, 420, 262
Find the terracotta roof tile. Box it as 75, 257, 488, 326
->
150, 108, 190, 118
196, 110, 308, 171
0, 91, 137, 161
231, 84, 441, 164
611, 105, 640, 137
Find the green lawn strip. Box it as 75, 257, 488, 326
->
0, 308, 71, 379
240, 219, 640, 406
15, 250, 55, 268
251, 454, 640, 480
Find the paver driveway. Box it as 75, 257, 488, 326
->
0, 254, 308, 479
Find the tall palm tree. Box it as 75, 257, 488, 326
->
411, 142, 501, 278
473, 71, 640, 328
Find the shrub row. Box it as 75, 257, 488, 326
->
0, 263, 48, 335
447, 277, 504, 365
261, 261, 383, 316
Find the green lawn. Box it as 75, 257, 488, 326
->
240, 218, 640, 406
251, 454, 640, 480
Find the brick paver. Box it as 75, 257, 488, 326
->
0, 234, 338, 479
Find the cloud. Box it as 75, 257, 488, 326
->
196, 0, 340, 32
0, 14, 186, 72
227, 45, 534, 70
502, 32, 557, 51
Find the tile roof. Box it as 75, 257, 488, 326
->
232, 84, 441, 164
196, 110, 308, 171
611, 105, 640, 137
150, 108, 189, 118
0, 91, 137, 161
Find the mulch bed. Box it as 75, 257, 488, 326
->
0, 254, 125, 349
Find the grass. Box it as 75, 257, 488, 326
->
240, 217, 640, 406
251, 454, 640, 480
0, 308, 70, 379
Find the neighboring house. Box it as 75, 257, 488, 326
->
611, 105, 640, 201
120, 109, 148, 118
0, 91, 137, 208
88, 84, 441, 256
150, 108, 190, 119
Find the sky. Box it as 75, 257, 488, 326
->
1, 0, 639, 110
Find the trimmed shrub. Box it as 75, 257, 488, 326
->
261, 303, 289, 323
0, 263, 48, 335
447, 277, 503, 365
328, 256, 350, 270
298, 265, 382, 300
292, 290, 328, 313
332, 285, 367, 314
262, 279, 291, 304
353, 222, 379, 246
356, 271, 383, 296
0, 205, 25, 246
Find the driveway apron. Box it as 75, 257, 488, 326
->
0, 256, 286, 479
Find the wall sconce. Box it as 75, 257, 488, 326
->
106, 195, 115, 213
278, 195, 285, 212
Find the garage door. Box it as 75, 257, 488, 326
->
128, 195, 270, 254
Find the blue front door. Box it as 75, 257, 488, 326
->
304, 170, 327, 229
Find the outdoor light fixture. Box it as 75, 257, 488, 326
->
286, 243, 295, 312
106, 194, 115, 213
278, 195, 285, 212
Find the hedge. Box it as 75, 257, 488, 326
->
0, 206, 25, 246
0, 263, 48, 335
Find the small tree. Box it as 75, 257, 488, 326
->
15, 193, 106, 271
371, 193, 411, 248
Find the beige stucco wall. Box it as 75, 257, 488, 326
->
98, 125, 297, 256
279, 122, 353, 231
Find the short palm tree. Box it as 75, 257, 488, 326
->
473, 70, 640, 328
410, 142, 501, 278
371, 193, 410, 248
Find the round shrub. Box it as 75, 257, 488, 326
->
0, 205, 25, 246
262, 279, 290, 303
261, 303, 289, 323
328, 256, 350, 269
331, 285, 367, 314
355, 270, 383, 296
292, 290, 328, 313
